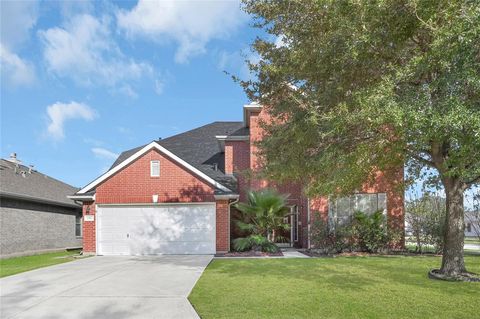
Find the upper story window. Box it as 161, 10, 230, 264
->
150, 160, 160, 177
329, 193, 387, 226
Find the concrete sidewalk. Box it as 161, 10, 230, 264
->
0, 255, 212, 319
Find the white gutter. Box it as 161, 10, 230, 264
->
67, 194, 95, 201
214, 194, 239, 200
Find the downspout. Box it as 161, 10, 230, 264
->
307, 198, 311, 249
228, 197, 240, 252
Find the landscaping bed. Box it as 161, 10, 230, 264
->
302, 249, 443, 258
216, 251, 283, 257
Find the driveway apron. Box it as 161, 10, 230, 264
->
0, 255, 212, 319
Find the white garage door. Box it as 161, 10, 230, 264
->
96, 204, 216, 255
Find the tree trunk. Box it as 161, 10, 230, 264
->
415, 229, 422, 253
440, 177, 467, 276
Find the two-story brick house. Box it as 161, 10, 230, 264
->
70, 103, 404, 255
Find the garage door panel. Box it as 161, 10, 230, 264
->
130, 241, 215, 255
131, 227, 214, 242
97, 204, 216, 255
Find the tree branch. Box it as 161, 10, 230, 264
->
408, 152, 435, 167
466, 175, 480, 187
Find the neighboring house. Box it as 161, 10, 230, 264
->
70, 103, 404, 255
465, 210, 480, 238
0, 154, 82, 258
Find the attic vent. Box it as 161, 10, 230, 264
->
213, 163, 218, 171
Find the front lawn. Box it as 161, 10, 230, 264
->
0, 249, 82, 278
189, 255, 480, 319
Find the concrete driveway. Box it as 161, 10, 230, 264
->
0, 255, 213, 319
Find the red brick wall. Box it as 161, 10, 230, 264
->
216, 199, 230, 252
82, 201, 96, 253
308, 167, 405, 248
246, 107, 404, 249
96, 149, 215, 204
82, 148, 232, 254
225, 141, 250, 201
247, 108, 308, 247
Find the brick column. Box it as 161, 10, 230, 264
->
225, 143, 233, 175
216, 199, 230, 253
82, 201, 96, 254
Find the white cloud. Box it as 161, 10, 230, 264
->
0, 1, 38, 87
92, 147, 119, 160
274, 35, 288, 48
38, 14, 153, 88
1, 1, 38, 49
116, 0, 246, 63
0, 44, 35, 86
217, 48, 259, 81
46, 101, 97, 140
113, 85, 139, 99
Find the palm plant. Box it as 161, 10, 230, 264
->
233, 190, 290, 252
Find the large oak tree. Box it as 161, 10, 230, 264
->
241, 0, 480, 278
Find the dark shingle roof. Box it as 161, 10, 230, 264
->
228, 127, 249, 137
0, 159, 80, 207
108, 122, 245, 194
110, 144, 146, 170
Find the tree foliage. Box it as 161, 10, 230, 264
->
405, 194, 446, 253
241, 0, 479, 194
241, 0, 480, 277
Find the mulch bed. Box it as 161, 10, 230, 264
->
216, 251, 284, 257
302, 250, 443, 258
429, 269, 480, 282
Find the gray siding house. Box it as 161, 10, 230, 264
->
0, 155, 82, 258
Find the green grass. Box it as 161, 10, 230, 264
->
0, 249, 82, 278
189, 256, 480, 319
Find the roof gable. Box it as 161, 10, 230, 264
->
77, 141, 232, 194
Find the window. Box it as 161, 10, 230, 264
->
291, 206, 299, 242
75, 214, 82, 237
329, 193, 387, 227
466, 223, 472, 233
150, 160, 160, 177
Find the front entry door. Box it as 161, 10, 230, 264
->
276, 205, 298, 247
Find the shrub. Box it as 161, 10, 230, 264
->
232, 189, 289, 253
234, 189, 290, 242
351, 211, 389, 253
309, 210, 392, 254
232, 235, 280, 253
309, 218, 354, 253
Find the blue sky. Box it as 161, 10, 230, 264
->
1, 0, 260, 188
1, 0, 477, 207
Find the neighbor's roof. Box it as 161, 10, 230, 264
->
86, 121, 248, 195
0, 159, 80, 208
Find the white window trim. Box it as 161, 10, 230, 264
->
289, 205, 299, 243
77, 141, 231, 193
150, 160, 160, 177
75, 214, 83, 238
